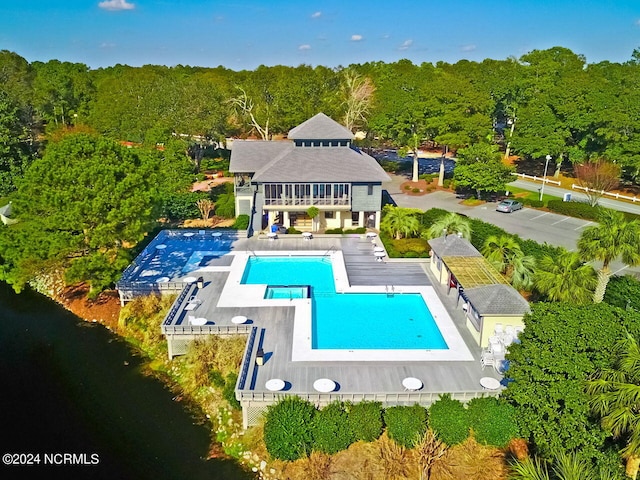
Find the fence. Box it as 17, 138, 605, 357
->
511, 172, 561, 186
572, 184, 640, 203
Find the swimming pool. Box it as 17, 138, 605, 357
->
241, 256, 447, 350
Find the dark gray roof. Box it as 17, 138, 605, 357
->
229, 141, 291, 173
288, 113, 354, 140
464, 284, 531, 316
230, 141, 390, 183
428, 235, 482, 257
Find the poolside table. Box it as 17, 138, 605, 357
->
480, 377, 501, 390
302, 232, 312, 240
402, 377, 423, 391
313, 378, 336, 393
267, 232, 277, 240
183, 232, 195, 237
190, 317, 207, 326
155, 244, 167, 250
366, 232, 377, 238
265, 379, 285, 391
373, 246, 385, 253
183, 276, 198, 284
231, 315, 248, 324
212, 232, 222, 238
374, 251, 386, 262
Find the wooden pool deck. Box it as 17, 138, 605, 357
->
159, 233, 503, 427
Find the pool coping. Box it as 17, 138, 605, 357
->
217, 250, 473, 362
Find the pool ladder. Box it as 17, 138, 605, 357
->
386, 285, 395, 297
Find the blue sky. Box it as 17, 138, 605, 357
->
1, 0, 639, 70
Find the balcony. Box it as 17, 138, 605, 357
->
264, 195, 350, 209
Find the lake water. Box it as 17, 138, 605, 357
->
0, 282, 253, 479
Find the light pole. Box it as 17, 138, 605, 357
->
539, 154, 552, 201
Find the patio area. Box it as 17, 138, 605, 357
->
122, 229, 507, 428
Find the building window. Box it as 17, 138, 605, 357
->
367, 184, 374, 195
351, 211, 359, 222
325, 211, 334, 219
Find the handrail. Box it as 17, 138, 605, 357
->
322, 245, 336, 257
237, 327, 258, 390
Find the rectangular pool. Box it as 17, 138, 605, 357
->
242, 256, 447, 350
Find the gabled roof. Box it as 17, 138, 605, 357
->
464, 284, 531, 316
288, 113, 354, 140
229, 141, 292, 174
428, 235, 482, 257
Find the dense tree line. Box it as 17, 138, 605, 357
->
1, 46, 640, 294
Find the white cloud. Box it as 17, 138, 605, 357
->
461, 44, 476, 52
98, 0, 135, 11
298, 44, 311, 51
398, 39, 413, 50
311, 11, 322, 19
351, 34, 363, 41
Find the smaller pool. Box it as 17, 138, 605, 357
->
265, 285, 310, 299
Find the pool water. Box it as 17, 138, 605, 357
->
241, 256, 447, 350
264, 286, 310, 299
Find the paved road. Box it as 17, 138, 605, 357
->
386, 174, 640, 279
509, 178, 640, 216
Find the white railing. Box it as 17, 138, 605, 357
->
572, 184, 640, 203
511, 172, 561, 186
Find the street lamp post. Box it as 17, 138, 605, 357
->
539, 154, 552, 201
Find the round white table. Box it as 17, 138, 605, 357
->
265, 379, 285, 391
480, 377, 501, 390
183, 232, 195, 237
190, 317, 207, 326
373, 246, 385, 253
231, 315, 248, 324
155, 244, 167, 250
183, 276, 198, 284
267, 232, 277, 240
366, 232, 377, 238
212, 232, 222, 238
302, 232, 312, 240
402, 377, 423, 391
374, 251, 386, 262
313, 378, 336, 393
156, 276, 170, 283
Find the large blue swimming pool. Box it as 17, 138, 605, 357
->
241, 257, 448, 350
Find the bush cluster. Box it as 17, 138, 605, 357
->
520, 198, 544, 208
604, 275, 640, 312
324, 227, 366, 234
546, 200, 603, 220
232, 214, 249, 230
263, 395, 520, 460
161, 191, 210, 221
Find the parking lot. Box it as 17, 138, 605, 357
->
391, 187, 639, 278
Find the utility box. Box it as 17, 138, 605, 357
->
563, 193, 572, 202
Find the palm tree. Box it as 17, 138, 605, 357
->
578, 209, 640, 303
481, 235, 536, 290
534, 250, 597, 304
587, 332, 640, 479
423, 212, 472, 240
510, 451, 601, 480
380, 206, 420, 240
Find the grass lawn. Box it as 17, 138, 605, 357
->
506, 186, 560, 205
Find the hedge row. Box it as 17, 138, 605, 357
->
263, 395, 519, 461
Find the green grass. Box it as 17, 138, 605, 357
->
506, 185, 560, 204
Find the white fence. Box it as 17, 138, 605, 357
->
572, 184, 640, 203
511, 172, 561, 186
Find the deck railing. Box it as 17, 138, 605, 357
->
237, 327, 259, 390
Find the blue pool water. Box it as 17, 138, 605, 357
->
265, 286, 310, 299
241, 256, 447, 350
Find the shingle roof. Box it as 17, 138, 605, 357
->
428, 235, 482, 257
464, 284, 531, 316
288, 113, 354, 140
229, 141, 292, 173
251, 145, 390, 183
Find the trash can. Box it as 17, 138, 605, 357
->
256, 348, 264, 366
271, 224, 278, 233
563, 193, 572, 202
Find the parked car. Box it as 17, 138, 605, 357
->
496, 199, 523, 213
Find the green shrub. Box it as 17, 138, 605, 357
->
287, 227, 302, 234
466, 397, 519, 447
412, 188, 420, 193
232, 214, 250, 230
343, 227, 366, 234
325, 228, 343, 234
428, 394, 469, 446
208, 369, 226, 388
546, 200, 603, 220
403, 251, 419, 258
383, 404, 428, 448
419, 173, 436, 182
312, 402, 354, 454
161, 191, 209, 221
469, 219, 510, 252
347, 401, 383, 442
391, 238, 429, 255
442, 179, 452, 189
521, 198, 544, 208
214, 192, 235, 218
223, 372, 241, 410
604, 275, 640, 311
404, 185, 412, 190
264, 397, 316, 460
